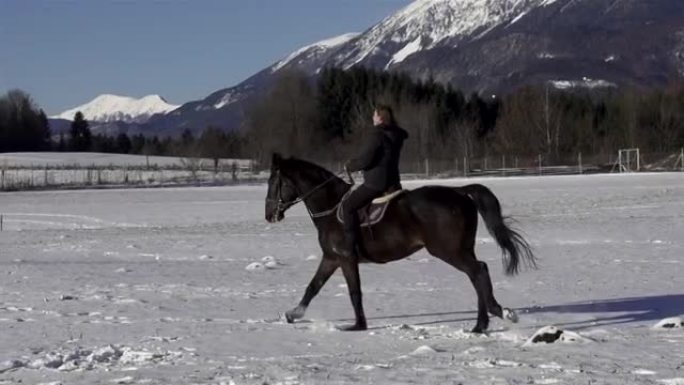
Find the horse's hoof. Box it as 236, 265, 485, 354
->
285, 306, 305, 323
503, 308, 519, 323
470, 325, 487, 334
336, 323, 367, 331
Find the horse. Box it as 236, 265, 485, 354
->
265, 153, 536, 332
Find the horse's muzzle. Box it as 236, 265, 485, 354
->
265, 210, 284, 223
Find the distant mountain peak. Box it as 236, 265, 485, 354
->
53, 94, 179, 123
271, 32, 360, 72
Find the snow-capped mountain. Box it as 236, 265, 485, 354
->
102, 0, 684, 136
331, 0, 560, 69
54, 94, 179, 123
324, 0, 684, 91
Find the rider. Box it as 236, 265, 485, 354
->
340, 104, 408, 259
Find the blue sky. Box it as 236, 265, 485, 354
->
0, 0, 411, 115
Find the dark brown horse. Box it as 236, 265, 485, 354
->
265, 153, 536, 332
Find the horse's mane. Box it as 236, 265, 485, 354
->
282, 157, 340, 183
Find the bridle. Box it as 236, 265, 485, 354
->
267, 169, 350, 219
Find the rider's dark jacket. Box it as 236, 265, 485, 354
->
346, 123, 409, 192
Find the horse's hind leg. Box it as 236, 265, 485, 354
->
474, 257, 519, 324
435, 250, 501, 333
473, 258, 503, 319
285, 255, 338, 323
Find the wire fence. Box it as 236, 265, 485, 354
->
0, 160, 264, 191
1, 149, 682, 191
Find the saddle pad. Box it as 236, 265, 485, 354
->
337, 189, 406, 227
372, 189, 404, 204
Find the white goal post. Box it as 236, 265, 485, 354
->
617, 148, 640, 173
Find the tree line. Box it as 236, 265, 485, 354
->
2, 67, 683, 168
247, 68, 684, 166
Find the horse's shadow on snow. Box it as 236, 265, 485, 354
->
336, 294, 684, 330
520, 293, 684, 330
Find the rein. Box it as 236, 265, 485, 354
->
268, 170, 351, 219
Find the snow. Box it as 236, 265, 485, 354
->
653, 317, 683, 329
0, 172, 682, 384
386, 37, 423, 68
337, 0, 561, 69
272, 33, 359, 72
53, 94, 179, 123
538, 52, 557, 59
214, 91, 238, 109
551, 78, 617, 90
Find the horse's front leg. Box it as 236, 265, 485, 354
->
285, 255, 338, 323
337, 258, 367, 331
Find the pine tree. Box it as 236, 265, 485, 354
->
58, 133, 66, 152
69, 111, 92, 151
38, 109, 51, 150
116, 133, 132, 154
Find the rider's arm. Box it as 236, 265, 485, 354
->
345, 130, 383, 172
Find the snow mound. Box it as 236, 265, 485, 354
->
652, 317, 683, 329
9, 344, 184, 372
410, 344, 443, 355
658, 379, 684, 385
245, 262, 265, 271
0, 359, 25, 374
262, 255, 281, 268
246, 256, 281, 271
524, 326, 593, 346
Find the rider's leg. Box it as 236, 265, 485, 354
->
340, 185, 382, 258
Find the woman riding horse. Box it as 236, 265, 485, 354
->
265, 117, 535, 333
341, 105, 408, 259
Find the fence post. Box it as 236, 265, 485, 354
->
424, 158, 430, 178
502, 155, 506, 177
538, 154, 542, 175
484, 157, 488, 171
578, 152, 583, 174
637, 148, 640, 171
463, 156, 468, 178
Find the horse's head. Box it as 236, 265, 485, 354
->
265, 153, 300, 223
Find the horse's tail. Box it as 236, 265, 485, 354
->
460, 184, 537, 276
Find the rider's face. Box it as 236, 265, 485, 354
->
373, 110, 383, 126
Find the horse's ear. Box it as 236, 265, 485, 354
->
271, 152, 282, 168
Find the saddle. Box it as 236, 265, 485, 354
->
336, 187, 406, 227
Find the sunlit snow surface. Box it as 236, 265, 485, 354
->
0, 172, 682, 384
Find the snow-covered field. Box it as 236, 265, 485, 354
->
0, 173, 682, 385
